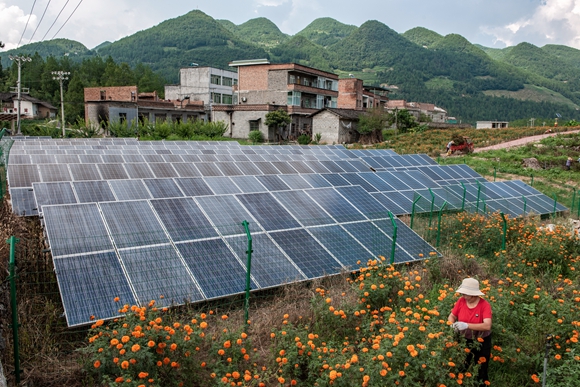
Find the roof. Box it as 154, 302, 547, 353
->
0, 92, 57, 109
310, 108, 362, 120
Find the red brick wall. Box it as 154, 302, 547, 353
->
84, 86, 138, 102
337, 78, 363, 110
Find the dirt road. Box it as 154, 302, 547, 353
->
473, 130, 580, 153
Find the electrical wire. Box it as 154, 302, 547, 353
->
51, 0, 85, 41
17, 0, 37, 48
27, 0, 53, 44
40, 0, 70, 42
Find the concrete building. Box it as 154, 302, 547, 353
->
310, 108, 361, 144
164, 66, 238, 107
386, 100, 448, 123
0, 92, 57, 120
476, 121, 509, 129
213, 59, 390, 142
84, 86, 206, 131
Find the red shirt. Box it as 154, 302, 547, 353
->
451, 297, 492, 339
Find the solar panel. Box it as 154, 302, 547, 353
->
99, 201, 169, 249
255, 175, 291, 191
43, 203, 113, 256
8, 165, 40, 187
150, 197, 218, 242
225, 233, 304, 288
109, 179, 152, 200
149, 163, 179, 178
194, 195, 254, 236
203, 176, 242, 195
269, 229, 342, 278
308, 225, 374, 269
73, 181, 116, 203
124, 163, 155, 179
143, 178, 184, 198
54, 252, 136, 327
236, 192, 301, 231
336, 185, 390, 219
33, 182, 77, 212
9, 188, 38, 216
176, 239, 256, 298
305, 188, 366, 223
272, 190, 335, 226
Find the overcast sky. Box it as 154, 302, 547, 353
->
3, 0, 580, 51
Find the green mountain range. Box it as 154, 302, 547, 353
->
3, 10, 580, 124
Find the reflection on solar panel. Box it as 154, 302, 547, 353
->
12, 139, 564, 326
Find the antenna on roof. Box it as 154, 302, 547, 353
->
190, 63, 199, 67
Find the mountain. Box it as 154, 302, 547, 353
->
269, 36, 333, 71
402, 27, 443, 48
234, 18, 289, 48
295, 18, 357, 47
4, 11, 580, 124
96, 10, 267, 82
1, 39, 92, 68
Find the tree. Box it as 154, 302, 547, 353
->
265, 109, 292, 142
387, 109, 418, 134
357, 107, 388, 144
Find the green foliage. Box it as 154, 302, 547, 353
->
265, 109, 292, 129
248, 130, 264, 143
313, 132, 322, 144
233, 17, 289, 47
295, 17, 357, 47
388, 109, 418, 134
297, 134, 311, 145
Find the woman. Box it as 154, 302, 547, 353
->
448, 278, 492, 386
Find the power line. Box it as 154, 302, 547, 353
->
40, 0, 70, 42
51, 0, 85, 41
17, 0, 37, 48
27, 0, 53, 44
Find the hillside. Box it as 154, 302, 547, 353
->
0, 38, 92, 68
401, 27, 443, 48
4, 11, 580, 124
96, 10, 267, 82
295, 17, 357, 47
234, 18, 289, 47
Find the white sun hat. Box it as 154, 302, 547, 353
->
456, 278, 484, 296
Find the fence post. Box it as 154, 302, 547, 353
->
410, 195, 421, 230
577, 191, 580, 218
476, 182, 482, 213
241, 221, 252, 327
552, 194, 557, 219
460, 182, 466, 211
500, 212, 507, 251
522, 195, 527, 216
493, 166, 497, 182
436, 201, 448, 248
428, 188, 435, 229
7, 236, 21, 385
571, 190, 577, 216
530, 173, 534, 186
388, 211, 397, 265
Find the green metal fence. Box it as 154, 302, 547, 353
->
0, 138, 13, 201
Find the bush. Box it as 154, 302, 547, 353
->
248, 130, 264, 143
297, 134, 311, 145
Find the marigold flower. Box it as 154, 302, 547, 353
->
138, 372, 148, 379
131, 344, 140, 352
121, 360, 129, 369
93, 360, 101, 368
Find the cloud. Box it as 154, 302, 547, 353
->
0, 2, 37, 50
482, 0, 580, 48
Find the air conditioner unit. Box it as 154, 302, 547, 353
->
241, 97, 247, 102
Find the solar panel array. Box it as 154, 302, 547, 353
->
5, 138, 567, 326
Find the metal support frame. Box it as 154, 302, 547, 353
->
428, 188, 435, 229
242, 221, 252, 327
436, 201, 448, 247
410, 195, 422, 229
388, 212, 397, 265
552, 194, 557, 219
460, 182, 466, 212
7, 236, 21, 384
522, 196, 527, 216
500, 212, 507, 251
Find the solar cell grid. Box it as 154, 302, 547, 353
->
229, 175, 267, 193
272, 190, 334, 227
149, 163, 179, 178
204, 176, 242, 195
124, 163, 155, 179
270, 229, 342, 279
109, 179, 152, 200
143, 178, 184, 198
194, 195, 254, 236
8, 164, 40, 187
277, 174, 312, 190
33, 182, 77, 212
336, 185, 390, 219
39, 164, 72, 182
236, 192, 301, 231
340, 173, 378, 192
9, 188, 38, 216
69, 164, 102, 181
255, 175, 291, 191
305, 188, 366, 223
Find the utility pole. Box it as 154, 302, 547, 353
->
52, 71, 70, 137
9, 55, 32, 135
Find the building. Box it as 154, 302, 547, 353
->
213, 59, 390, 142
0, 92, 57, 120
164, 66, 238, 107
476, 121, 509, 129
310, 108, 361, 144
386, 100, 448, 123
84, 86, 206, 131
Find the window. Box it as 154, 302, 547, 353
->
303, 78, 311, 87
288, 75, 296, 84
233, 78, 238, 86
222, 77, 233, 86
249, 120, 260, 131
119, 112, 127, 123
211, 75, 221, 85
222, 94, 233, 104
100, 90, 106, 100
287, 91, 301, 106
211, 93, 222, 104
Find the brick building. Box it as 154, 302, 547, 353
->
386, 100, 448, 123
213, 59, 390, 143
164, 66, 238, 107
0, 92, 57, 120
84, 86, 206, 132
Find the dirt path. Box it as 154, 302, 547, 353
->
473, 129, 580, 152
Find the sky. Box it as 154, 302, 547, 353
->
3, 0, 580, 51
